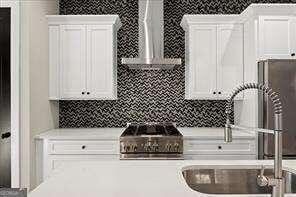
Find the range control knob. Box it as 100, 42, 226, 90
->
144, 141, 153, 152
124, 145, 130, 152
130, 144, 138, 152
174, 143, 180, 152
152, 143, 159, 152
166, 143, 172, 152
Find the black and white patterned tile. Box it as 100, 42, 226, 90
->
59, 0, 295, 128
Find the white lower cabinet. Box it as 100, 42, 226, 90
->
48, 140, 118, 155
35, 139, 119, 185
35, 129, 256, 185
184, 155, 256, 160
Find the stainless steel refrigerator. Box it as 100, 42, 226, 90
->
258, 59, 296, 159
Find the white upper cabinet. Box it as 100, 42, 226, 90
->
47, 15, 121, 100
258, 16, 296, 59
181, 16, 244, 100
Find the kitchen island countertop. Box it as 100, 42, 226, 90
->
29, 160, 296, 197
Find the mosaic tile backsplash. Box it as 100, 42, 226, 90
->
59, 0, 295, 128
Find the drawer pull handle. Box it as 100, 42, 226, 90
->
218, 146, 222, 150
82, 145, 86, 150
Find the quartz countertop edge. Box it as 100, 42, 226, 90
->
34, 127, 255, 140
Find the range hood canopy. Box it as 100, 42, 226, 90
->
121, 0, 182, 70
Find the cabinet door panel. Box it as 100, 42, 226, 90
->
60, 25, 87, 99
259, 16, 295, 59
292, 17, 296, 56
86, 25, 116, 99
49, 25, 60, 99
45, 155, 119, 180
217, 24, 244, 99
186, 25, 217, 99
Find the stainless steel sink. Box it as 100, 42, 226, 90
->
182, 166, 296, 194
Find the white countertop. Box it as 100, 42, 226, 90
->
178, 127, 255, 139
34, 128, 124, 140
29, 160, 296, 197
35, 127, 255, 140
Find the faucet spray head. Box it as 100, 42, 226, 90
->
224, 119, 232, 143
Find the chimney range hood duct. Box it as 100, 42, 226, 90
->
121, 0, 182, 70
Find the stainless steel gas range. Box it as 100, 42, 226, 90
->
120, 122, 183, 160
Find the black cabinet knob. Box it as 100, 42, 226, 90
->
213, 92, 216, 94
82, 92, 85, 95
82, 145, 86, 150
218, 146, 222, 150
87, 92, 90, 95
291, 53, 295, 57
1, 132, 11, 139
218, 92, 222, 94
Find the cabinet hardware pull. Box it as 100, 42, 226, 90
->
1, 132, 11, 139
87, 92, 90, 95
82, 145, 86, 149
82, 92, 85, 95
291, 53, 295, 57
218, 146, 222, 150
213, 92, 216, 94
218, 92, 222, 94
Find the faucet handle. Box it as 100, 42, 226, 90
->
260, 165, 265, 176
257, 166, 269, 187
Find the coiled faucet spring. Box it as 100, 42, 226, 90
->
225, 83, 283, 121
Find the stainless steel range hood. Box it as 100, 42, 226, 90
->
121, 0, 181, 70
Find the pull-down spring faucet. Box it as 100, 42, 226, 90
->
224, 83, 284, 197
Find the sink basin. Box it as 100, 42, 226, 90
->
182, 165, 296, 194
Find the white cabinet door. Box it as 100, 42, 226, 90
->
60, 25, 87, 99
44, 155, 119, 180
86, 25, 117, 100
217, 24, 244, 100
49, 25, 60, 99
259, 16, 296, 59
187, 25, 217, 99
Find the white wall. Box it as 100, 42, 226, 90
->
20, 0, 59, 190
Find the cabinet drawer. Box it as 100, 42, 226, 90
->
184, 154, 257, 160
184, 139, 256, 155
48, 140, 118, 155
